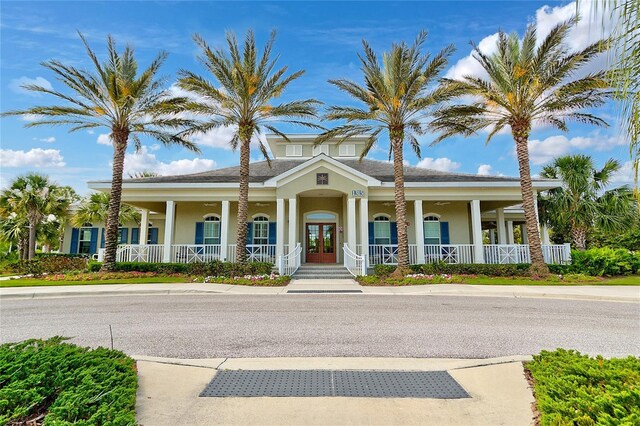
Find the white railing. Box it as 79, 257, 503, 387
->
484, 244, 570, 264
367, 244, 418, 265
171, 244, 222, 263
343, 243, 366, 276
116, 244, 164, 263
227, 244, 277, 263
424, 244, 475, 264
278, 243, 302, 276
543, 243, 572, 265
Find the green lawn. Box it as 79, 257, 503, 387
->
460, 276, 640, 285
0, 276, 192, 287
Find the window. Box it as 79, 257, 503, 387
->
312, 144, 329, 156
285, 144, 303, 157
339, 144, 355, 157
423, 215, 441, 244
78, 228, 93, 254
204, 215, 221, 244
306, 212, 336, 221
316, 173, 329, 185
373, 215, 391, 245
252, 215, 269, 245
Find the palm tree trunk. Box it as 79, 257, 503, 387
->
512, 125, 549, 275
391, 137, 409, 271
235, 134, 251, 264
101, 130, 128, 271
28, 211, 37, 260
571, 226, 587, 250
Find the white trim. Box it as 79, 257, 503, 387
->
220, 200, 230, 261
252, 213, 270, 220
285, 144, 303, 157
373, 213, 391, 220
385, 180, 561, 189
339, 144, 356, 157
203, 213, 221, 220
423, 212, 441, 219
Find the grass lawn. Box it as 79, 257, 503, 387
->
525, 349, 640, 425
0, 276, 192, 287
358, 275, 640, 286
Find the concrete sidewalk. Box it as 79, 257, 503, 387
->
1, 280, 638, 302
135, 355, 535, 426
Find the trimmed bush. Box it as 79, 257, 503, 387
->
526, 349, 640, 425
0, 337, 137, 425
408, 262, 531, 277
20, 255, 89, 275
87, 260, 274, 277
568, 247, 640, 276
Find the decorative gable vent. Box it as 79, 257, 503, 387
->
339, 144, 356, 157
312, 144, 329, 156
285, 144, 303, 157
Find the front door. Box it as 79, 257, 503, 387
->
305, 223, 336, 263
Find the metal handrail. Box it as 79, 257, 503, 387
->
278, 243, 302, 276
343, 243, 366, 276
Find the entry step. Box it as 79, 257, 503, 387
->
292, 264, 353, 279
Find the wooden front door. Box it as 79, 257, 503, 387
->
305, 223, 336, 263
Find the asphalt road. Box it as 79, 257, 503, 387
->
1, 295, 639, 358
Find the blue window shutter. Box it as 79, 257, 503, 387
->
100, 228, 105, 248
440, 222, 450, 244
268, 223, 276, 244
120, 228, 128, 244
195, 222, 204, 244
246, 222, 253, 244
149, 228, 159, 244
89, 228, 99, 254
390, 222, 398, 245
70, 228, 79, 253
131, 228, 139, 244
368, 222, 375, 245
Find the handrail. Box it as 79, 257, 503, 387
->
278, 243, 302, 276
343, 243, 366, 276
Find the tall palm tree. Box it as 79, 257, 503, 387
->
178, 30, 321, 263
429, 17, 613, 275
539, 155, 638, 249
72, 192, 140, 227
0, 211, 28, 260
316, 31, 456, 271
2, 34, 199, 271
0, 173, 72, 260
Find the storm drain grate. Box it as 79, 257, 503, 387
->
200, 370, 469, 399
287, 290, 363, 294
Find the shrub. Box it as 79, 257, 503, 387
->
408, 262, 531, 277
373, 264, 396, 277
87, 260, 274, 277
568, 247, 640, 276
0, 337, 137, 425
526, 349, 640, 425
20, 255, 89, 276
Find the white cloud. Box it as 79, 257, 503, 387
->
150, 143, 161, 151
97, 134, 112, 146
477, 164, 493, 175
610, 160, 636, 184
20, 114, 43, 122
87, 129, 95, 135
9, 76, 53, 96
0, 148, 65, 168
415, 157, 461, 172
525, 133, 627, 165
445, 33, 499, 80
123, 145, 216, 176
38, 136, 56, 143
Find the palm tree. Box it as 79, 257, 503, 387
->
72, 192, 140, 227
316, 31, 456, 272
429, 17, 613, 275
539, 155, 638, 249
0, 211, 28, 260
0, 173, 72, 260
128, 170, 159, 179
1, 34, 199, 271
178, 30, 321, 263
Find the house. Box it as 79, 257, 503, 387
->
63, 135, 569, 275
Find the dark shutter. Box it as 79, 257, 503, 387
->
89, 228, 99, 254
131, 228, 139, 244
149, 228, 159, 244
368, 222, 375, 245
390, 222, 398, 245
268, 223, 277, 245
195, 222, 204, 244
100, 228, 105, 248
119, 228, 128, 244
246, 222, 253, 244
440, 222, 450, 244
70, 228, 79, 254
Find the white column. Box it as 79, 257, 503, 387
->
220, 200, 230, 260
414, 200, 425, 264
276, 198, 285, 257
506, 221, 515, 245
541, 224, 551, 245
288, 198, 297, 252
521, 224, 528, 244
359, 198, 369, 266
470, 200, 485, 263
488, 229, 496, 244
347, 197, 357, 252
139, 209, 149, 245
496, 208, 506, 245
162, 201, 175, 262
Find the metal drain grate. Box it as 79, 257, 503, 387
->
287, 290, 363, 294
200, 370, 469, 399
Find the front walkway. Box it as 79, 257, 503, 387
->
135, 355, 535, 426
1, 281, 638, 302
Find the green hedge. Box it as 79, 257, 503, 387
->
21, 255, 89, 276
373, 263, 532, 277
0, 337, 137, 425
526, 349, 640, 425
88, 260, 274, 277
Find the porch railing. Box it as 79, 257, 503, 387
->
227, 244, 277, 263
278, 243, 302, 276
116, 244, 164, 263
424, 244, 475, 264
343, 243, 366, 276
171, 244, 222, 263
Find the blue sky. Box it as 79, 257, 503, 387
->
0, 0, 633, 194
